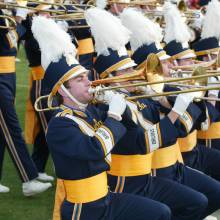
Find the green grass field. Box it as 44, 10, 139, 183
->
0, 47, 220, 220
0, 47, 55, 220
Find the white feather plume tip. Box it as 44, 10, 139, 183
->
201, 0, 220, 39
120, 8, 163, 52
31, 16, 78, 70
96, 0, 108, 9
163, 2, 191, 45
85, 7, 131, 56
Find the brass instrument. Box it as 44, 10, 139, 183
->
108, 0, 160, 7
51, 12, 85, 20
171, 51, 220, 77
126, 85, 220, 101
35, 73, 220, 112
90, 53, 220, 101
51, 12, 89, 28
0, 15, 17, 29
90, 65, 216, 93
0, 1, 67, 14
34, 54, 220, 112
145, 10, 200, 19
62, 2, 94, 10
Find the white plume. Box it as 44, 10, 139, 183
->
96, 0, 108, 9
201, 0, 220, 39
120, 8, 163, 52
85, 7, 131, 56
163, 2, 191, 45
31, 16, 78, 70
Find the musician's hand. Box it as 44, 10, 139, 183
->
94, 86, 115, 104
172, 93, 194, 116
108, 94, 126, 121
138, 85, 162, 101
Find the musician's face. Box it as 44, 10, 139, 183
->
160, 59, 173, 77
177, 58, 195, 66
109, 3, 127, 15
114, 67, 137, 92
202, 54, 217, 62
60, 72, 93, 105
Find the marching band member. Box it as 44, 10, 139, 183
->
89, 7, 208, 220
21, 1, 82, 181
20, 2, 55, 182
163, 0, 220, 183
120, 6, 220, 219
0, 2, 52, 195
62, 1, 95, 75
32, 15, 172, 220
190, 0, 220, 175
150, 2, 220, 216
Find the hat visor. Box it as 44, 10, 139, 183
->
47, 66, 89, 109
178, 52, 196, 59
159, 54, 170, 61
67, 67, 89, 80
116, 60, 137, 71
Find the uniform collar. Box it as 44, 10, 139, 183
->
60, 104, 87, 118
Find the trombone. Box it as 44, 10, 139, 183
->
89, 50, 220, 100
108, 0, 160, 7
145, 10, 200, 20
0, 1, 67, 14
51, 12, 85, 20
126, 85, 220, 101
51, 12, 89, 29
90, 66, 220, 102
0, 15, 17, 29
90, 66, 219, 92
35, 71, 220, 112
35, 54, 220, 112
171, 50, 220, 77
172, 56, 220, 71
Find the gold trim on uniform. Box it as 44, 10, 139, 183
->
0, 56, 15, 73
108, 153, 153, 176
178, 130, 197, 152
77, 38, 94, 55
152, 142, 183, 169
63, 172, 108, 203
197, 122, 220, 139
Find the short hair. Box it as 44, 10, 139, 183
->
55, 80, 70, 105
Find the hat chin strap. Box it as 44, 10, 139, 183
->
60, 84, 88, 110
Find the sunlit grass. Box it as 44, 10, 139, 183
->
0, 47, 55, 220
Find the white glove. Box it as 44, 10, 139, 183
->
138, 85, 152, 94
93, 86, 115, 104
139, 85, 163, 101
95, 90, 115, 104
172, 93, 194, 116
108, 94, 126, 121
56, 20, 69, 32
208, 77, 219, 97
16, 8, 32, 20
